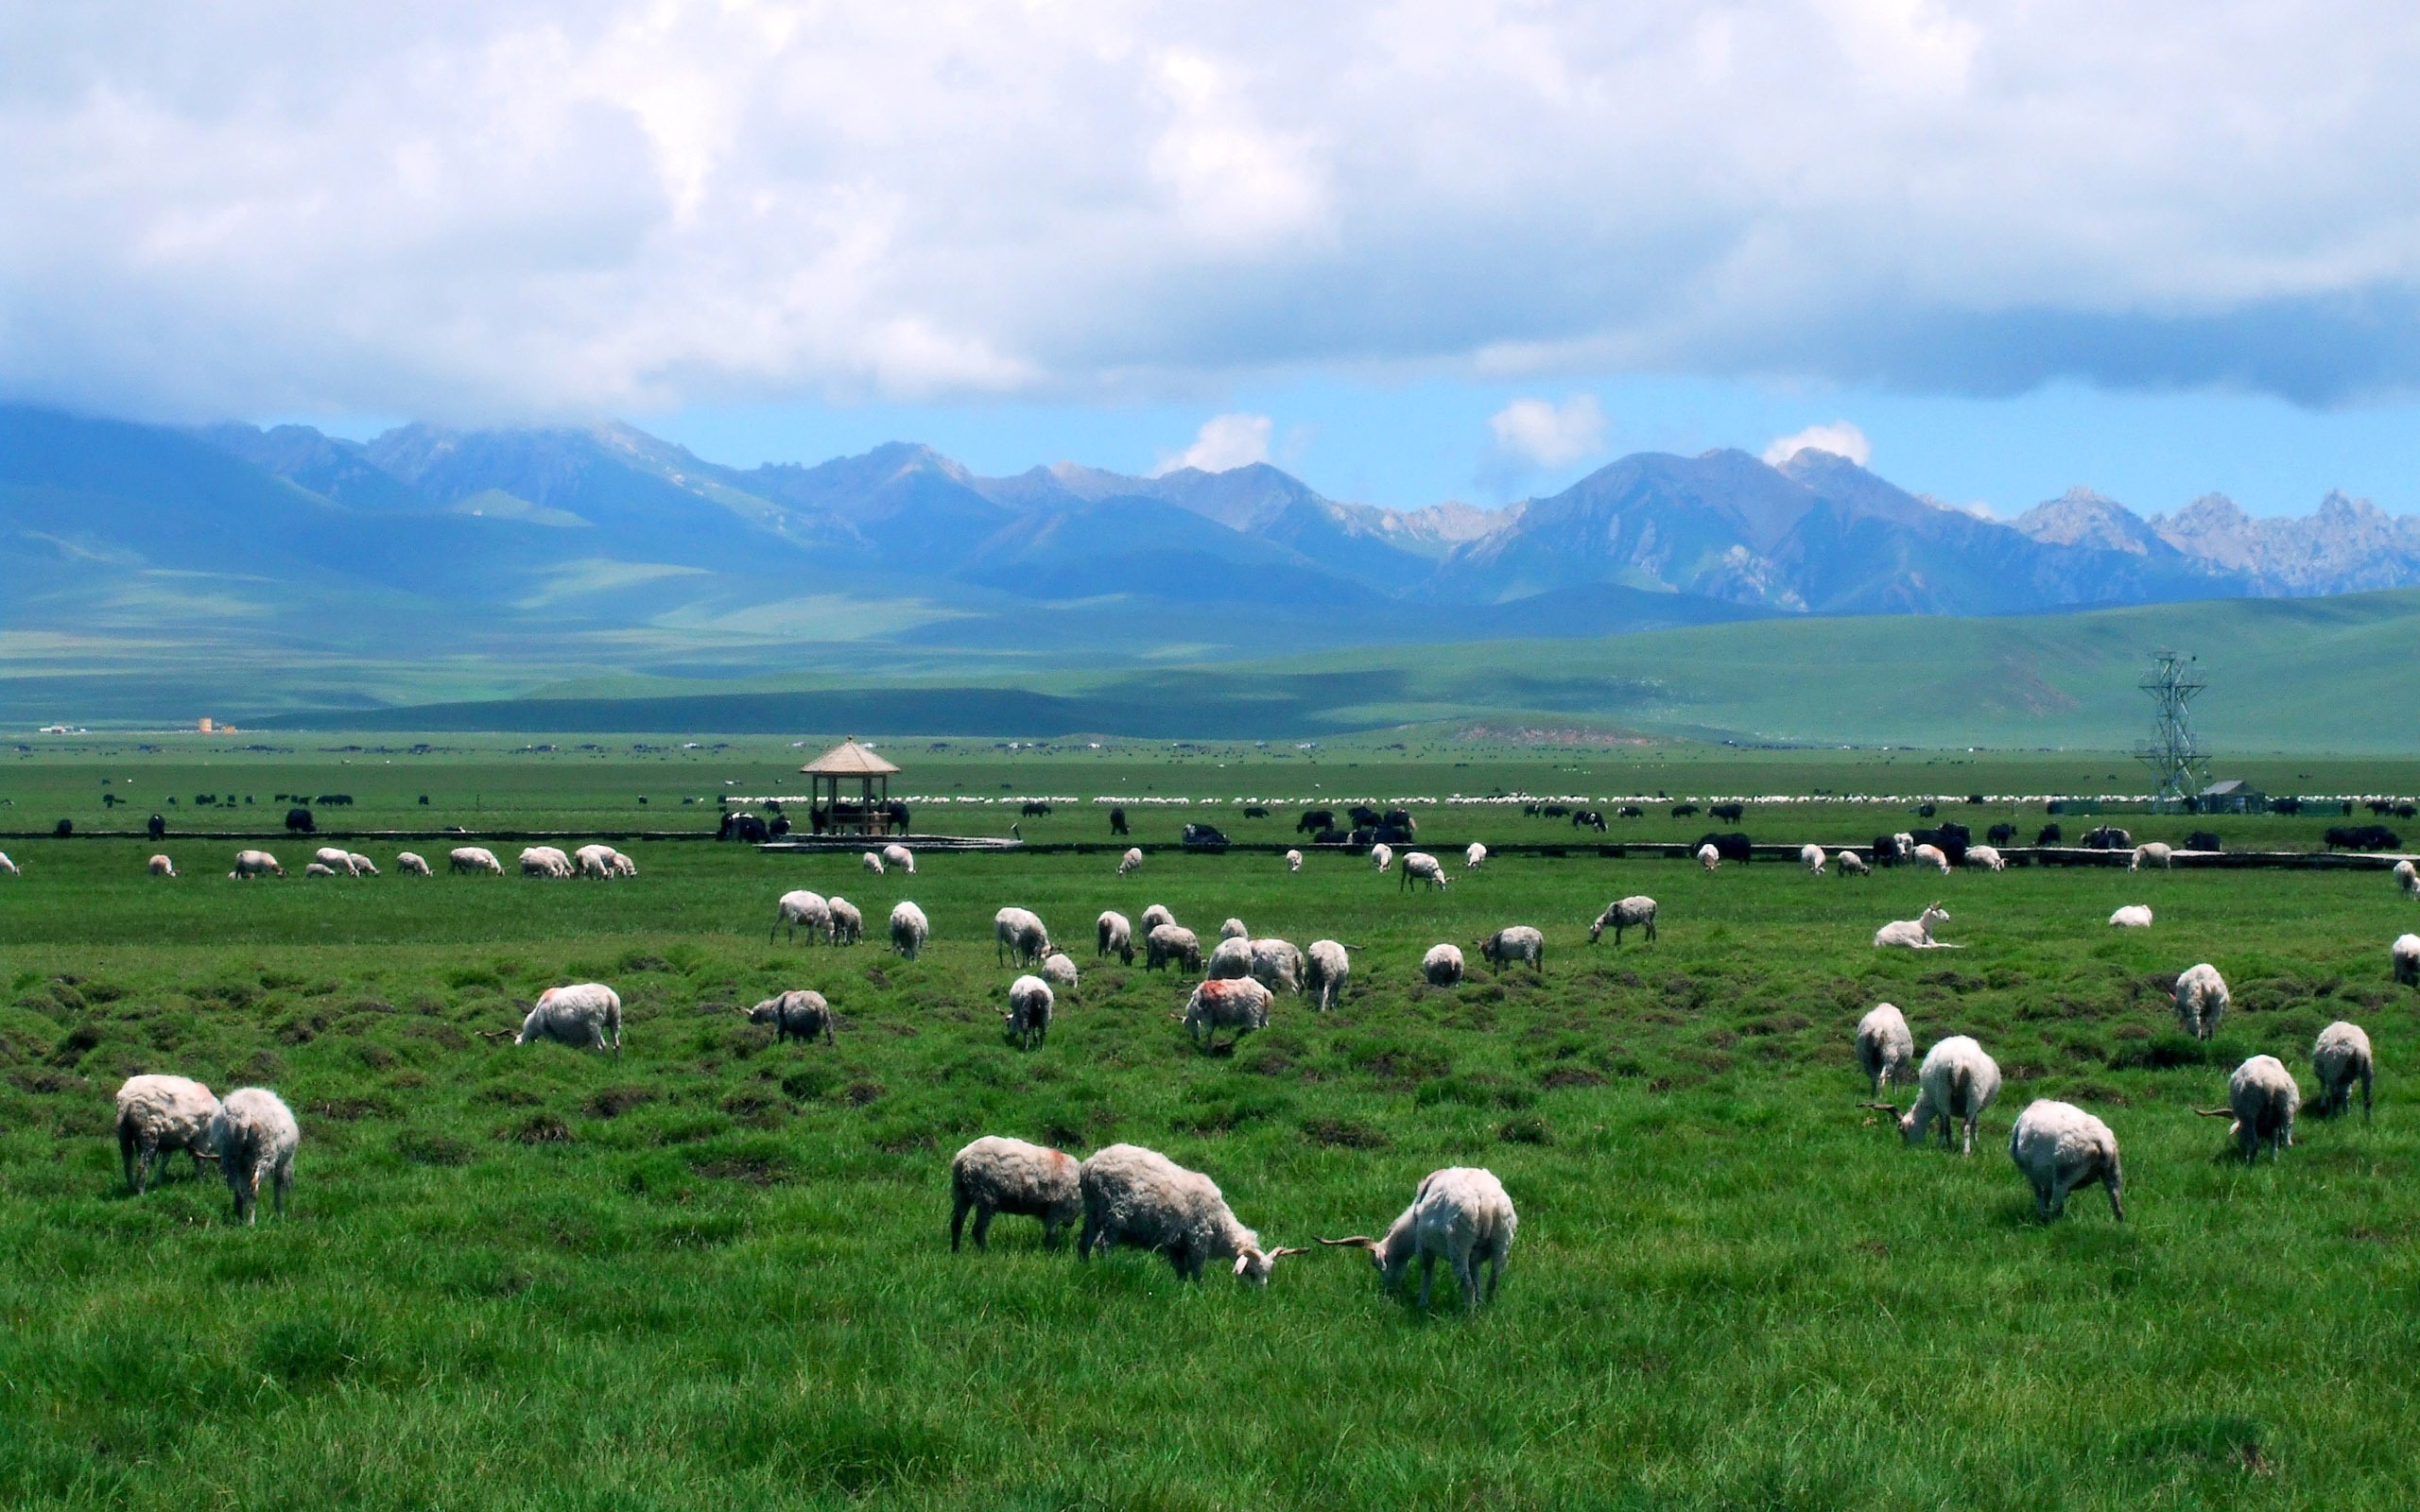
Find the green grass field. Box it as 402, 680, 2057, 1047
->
8, 747, 2420, 1507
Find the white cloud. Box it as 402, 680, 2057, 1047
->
1489, 395, 1607, 468
1763, 421, 1872, 467
1155, 412, 1273, 474
8, 4, 2420, 420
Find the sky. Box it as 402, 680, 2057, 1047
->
9, 3, 2420, 517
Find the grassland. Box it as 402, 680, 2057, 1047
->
7, 747, 2420, 1507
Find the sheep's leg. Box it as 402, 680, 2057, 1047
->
119, 1126, 138, 1192
950, 1194, 971, 1251
1962, 1116, 1978, 1157
1416, 1252, 1436, 1309
1076, 1215, 1098, 1261
972, 1207, 995, 1250
273, 1161, 289, 1217
2363, 1069, 2375, 1119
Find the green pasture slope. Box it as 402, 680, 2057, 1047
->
8, 748, 2420, 1504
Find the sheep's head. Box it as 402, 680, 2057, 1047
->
1232, 1245, 1307, 1285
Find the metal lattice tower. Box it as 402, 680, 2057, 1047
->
2133, 650, 2208, 809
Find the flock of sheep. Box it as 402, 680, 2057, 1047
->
199, 843, 641, 880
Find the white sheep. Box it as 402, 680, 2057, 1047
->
230, 849, 283, 879
2394, 934, 2420, 986
1319, 1166, 1516, 1311
1400, 851, 1449, 890
147, 854, 176, 877
883, 842, 915, 873
302, 862, 339, 877
1041, 952, 1080, 993
1286, 849, 1303, 872
1876, 1036, 2000, 1154
950, 1136, 1081, 1250
1589, 896, 1657, 945
1697, 843, 1720, 871
2130, 842, 2174, 871
1305, 940, 1350, 1011
1964, 845, 2005, 871
2396, 858, 2418, 898
517, 983, 623, 1055
889, 900, 929, 959
610, 850, 636, 877
448, 846, 504, 875
1206, 936, 1254, 981
1117, 846, 1144, 876
575, 843, 618, 879
2172, 962, 2229, 1040
1372, 843, 1394, 873
1465, 842, 1487, 870
1854, 1003, 1913, 1095
2008, 1100, 2124, 1222
994, 906, 1051, 966
2197, 1054, 2299, 1164
2313, 1021, 2375, 1118
1478, 925, 1544, 973
1912, 843, 1951, 874
1097, 910, 1133, 963
209, 1087, 299, 1225
1801, 844, 1825, 875
1837, 850, 1869, 877
1249, 937, 1305, 994
1422, 943, 1465, 987
1005, 975, 1054, 1048
395, 851, 432, 876
0, 851, 15, 875
312, 846, 358, 876
1893, 830, 1916, 856
827, 896, 864, 944
1874, 902, 1952, 949
1182, 976, 1272, 1052
745, 988, 835, 1044
862, 850, 884, 875
1140, 903, 1177, 933
1146, 923, 1203, 973
773, 889, 832, 943
1219, 917, 1249, 942
115, 1074, 220, 1193
346, 852, 378, 876
2109, 904, 2154, 928
1076, 1143, 1303, 1282
518, 846, 574, 878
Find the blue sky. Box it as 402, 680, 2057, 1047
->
12, 3, 2420, 521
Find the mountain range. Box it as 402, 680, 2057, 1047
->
1, 401, 2416, 721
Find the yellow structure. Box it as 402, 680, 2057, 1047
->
800, 738, 900, 835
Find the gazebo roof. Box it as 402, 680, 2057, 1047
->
801, 738, 900, 777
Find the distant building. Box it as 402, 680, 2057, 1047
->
2195, 779, 2265, 815
198, 716, 213, 733
37, 723, 69, 734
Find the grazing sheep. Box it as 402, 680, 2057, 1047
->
889, 900, 930, 959
2394, 934, 2420, 986
0, 851, 15, 875
115, 1074, 220, 1193
395, 851, 432, 876
1801, 844, 1826, 875
1466, 842, 1487, 870
1319, 1166, 1517, 1311
950, 1136, 1082, 1251
2172, 962, 2229, 1040
344, 852, 378, 876
609, 850, 636, 878
1589, 896, 1658, 945
827, 896, 864, 944
518, 983, 624, 1055
2008, 1100, 2124, 1222
1422, 943, 1465, 987
518, 846, 574, 878
1837, 850, 1869, 877
1248, 937, 1305, 994
745, 989, 836, 1044
1372, 843, 1394, 873
1117, 847, 1144, 876
302, 862, 339, 877
2109, 904, 2154, 928
147, 854, 176, 877
1305, 940, 1350, 1012
2130, 842, 2174, 871
230, 849, 284, 879
448, 846, 504, 875
575, 843, 618, 879
1855, 1004, 1914, 1095
1874, 903, 1952, 949
209, 1088, 300, 1226
994, 906, 1051, 967
1181, 976, 1272, 1052
1879, 1036, 2001, 1154
1141, 903, 1177, 933
1477, 925, 1545, 973
2313, 1022, 2375, 1118
1964, 845, 2005, 871
1005, 975, 1054, 1048
314, 846, 359, 876
1206, 936, 1254, 980
1400, 851, 1449, 890
1098, 910, 1134, 964
1041, 952, 1080, 993
862, 850, 884, 875
1286, 849, 1303, 872
1219, 917, 1249, 942
1697, 843, 1720, 871
883, 843, 915, 873
773, 889, 833, 943
1146, 923, 1203, 973
1911, 843, 1951, 874
2198, 1055, 2299, 1163
2397, 858, 2418, 897
1077, 1143, 1303, 1282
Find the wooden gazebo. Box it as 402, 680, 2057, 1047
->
802, 738, 900, 835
